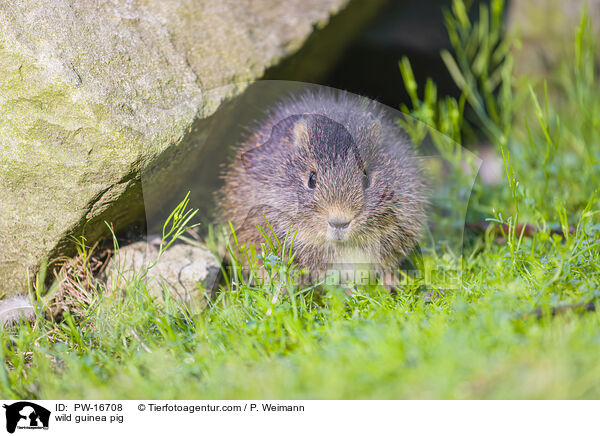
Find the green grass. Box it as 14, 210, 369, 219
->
2, 0, 600, 399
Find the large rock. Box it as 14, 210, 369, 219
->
0, 0, 385, 298
508, 0, 600, 75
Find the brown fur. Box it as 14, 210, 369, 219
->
217, 89, 427, 280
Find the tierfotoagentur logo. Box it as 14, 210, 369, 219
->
2, 402, 50, 433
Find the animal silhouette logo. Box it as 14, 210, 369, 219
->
2, 402, 50, 433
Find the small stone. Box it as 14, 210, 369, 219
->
103, 241, 221, 311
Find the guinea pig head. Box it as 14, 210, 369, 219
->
241, 113, 382, 248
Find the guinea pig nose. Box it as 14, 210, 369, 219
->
328, 216, 351, 229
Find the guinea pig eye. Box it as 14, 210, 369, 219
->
308, 171, 317, 189
362, 171, 370, 189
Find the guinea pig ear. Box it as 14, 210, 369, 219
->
291, 116, 310, 149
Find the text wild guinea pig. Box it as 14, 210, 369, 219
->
218, 90, 427, 284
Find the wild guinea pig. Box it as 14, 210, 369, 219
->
217, 89, 427, 284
